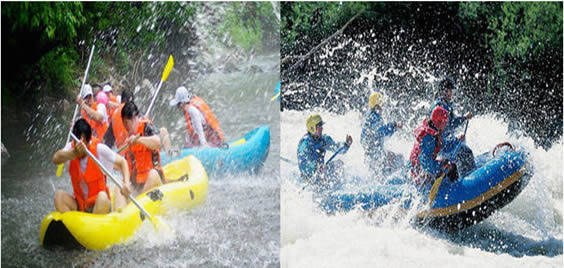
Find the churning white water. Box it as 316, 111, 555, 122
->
281, 109, 563, 267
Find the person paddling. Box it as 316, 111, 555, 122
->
52, 119, 131, 214
431, 76, 475, 176
409, 106, 456, 188
169, 86, 225, 148
77, 84, 109, 139
102, 83, 121, 118
361, 92, 403, 175
297, 114, 352, 190
103, 89, 134, 151
115, 102, 166, 208
103, 89, 173, 155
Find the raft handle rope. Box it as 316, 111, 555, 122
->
492, 142, 514, 157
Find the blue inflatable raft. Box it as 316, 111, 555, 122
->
317, 144, 531, 231
416, 146, 531, 231
161, 125, 270, 176
320, 183, 414, 213
318, 174, 412, 213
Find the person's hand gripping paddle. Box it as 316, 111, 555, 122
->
70, 133, 173, 234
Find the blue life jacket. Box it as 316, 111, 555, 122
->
297, 133, 347, 177
361, 109, 397, 160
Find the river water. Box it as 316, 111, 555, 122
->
280, 110, 562, 267
1, 55, 280, 267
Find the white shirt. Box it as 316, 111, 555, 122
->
187, 105, 207, 146
63, 142, 116, 172
96, 103, 108, 123
63, 141, 116, 198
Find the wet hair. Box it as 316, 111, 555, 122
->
121, 89, 134, 104
436, 76, 455, 98
121, 101, 140, 121
72, 119, 92, 143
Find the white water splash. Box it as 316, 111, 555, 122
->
281, 109, 563, 267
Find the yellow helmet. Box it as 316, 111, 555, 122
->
369, 92, 383, 109
306, 114, 323, 135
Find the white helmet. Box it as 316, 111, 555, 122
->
169, 86, 194, 106
103, 84, 113, 93
81, 84, 93, 99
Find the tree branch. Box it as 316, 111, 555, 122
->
281, 7, 365, 76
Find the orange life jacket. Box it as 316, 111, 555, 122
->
111, 103, 128, 150
107, 95, 119, 118
68, 138, 110, 212
125, 119, 165, 184
81, 102, 109, 139
183, 95, 224, 147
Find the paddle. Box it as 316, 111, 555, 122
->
57, 45, 96, 177
271, 81, 280, 102
428, 120, 469, 205
70, 133, 172, 233
281, 156, 297, 165
325, 145, 347, 165
145, 55, 174, 117
279, 146, 345, 168
117, 135, 140, 154
116, 55, 174, 154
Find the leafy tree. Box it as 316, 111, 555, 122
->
219, 2, 279, 53
460, 2, 562, 61
2, 2, 85, 104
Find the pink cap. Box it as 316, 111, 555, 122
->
96, 91, 109, 105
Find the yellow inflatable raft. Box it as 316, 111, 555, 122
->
39, 155, 208, 250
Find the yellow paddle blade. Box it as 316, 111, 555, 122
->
56, 163, 64, 177
150, 215, 174, 235
270, 92, 280, 102
428, 173, 445, 205
161, 55, 174, 82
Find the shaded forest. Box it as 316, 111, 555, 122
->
1, 2, 279, 120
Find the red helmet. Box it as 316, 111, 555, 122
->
431, 106, 449, 130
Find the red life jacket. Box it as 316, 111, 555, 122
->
111, 103, 128, 151
409, 119, 443, 180
68, 138, 110, 212
125, 119, 165, 184
183, 95, 224, 147
81, 102, 109, 139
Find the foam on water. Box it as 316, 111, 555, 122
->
281, 109, 563, 267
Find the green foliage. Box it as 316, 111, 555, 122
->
38, 47, 78, 96
83, 2, 197, 75
459, 2, 563, 93
2, 2, 86, 105
282, 2, 370, 54
2, 2, 85, 43
219, 2, 279, 53
459, 2, 562, 61
1, 2, 199, 107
